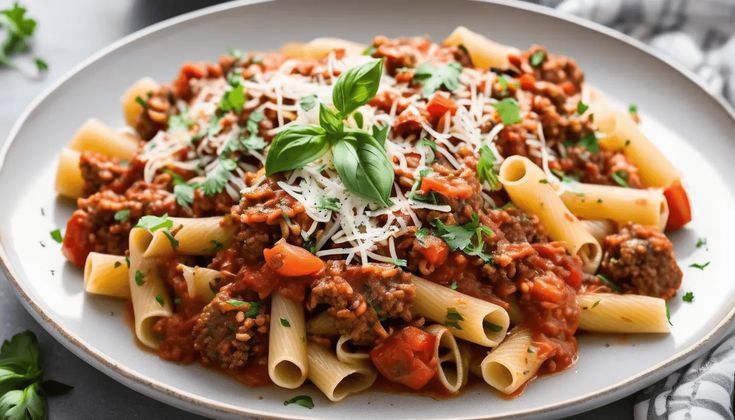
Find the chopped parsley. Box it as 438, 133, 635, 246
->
433, 213, 493, 262
155, 294, 165, 307
689, 261, 710, 270
114, 261, 122, 269
492, 98, 522, 125
134, 96, 148, 109
576, 100, 589, 115
477, 145, 501, 191
497, 74, 518, 93
695, 237, 707, 249
391, 258, 407, 267
299, 94, 318, 112
125, 255, 130, 268
134, 270, 145, 286
210, 239, 224, 252
413, 61, 463, 96
135, 214, 173, 232
49, 229, 63, 243
284, 395, 314, 409
628, 103, 638, 114
113, 209, 131, 222
611, 171, 629, 188
302, 238, 316, 254
579, 132, 600, 153
596, 273, 621, 292
483, 320, 503, 332
201, 158, 237, 196
682, 292, 694, 303
666, 303, 673, 326
227, 300, 261, 317
162, 230, 179, 248
530, 51, 546, 67
167, 109, 193, 132
590, 300, 601, 309
414, 228, 429, 244
418, 138, 437, 162
280, 318, 291, 327
316, 197, 341, 212
219, 83, 245, 113
445, 307, 465, 330
538, 179, 549, 184
174, 183, 195, 208
450, 280, 458, 290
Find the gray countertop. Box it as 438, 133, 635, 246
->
0, 1, 634, 418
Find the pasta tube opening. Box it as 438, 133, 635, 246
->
425, 324, 464, 394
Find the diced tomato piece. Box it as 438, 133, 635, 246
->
414, 235, 449, 266
370, 326, 437, 390
172, 63, 206, 100
508, 53, 522, 69
62, 211, 93, 267
263, 239, 325, 277
663, 181, 691, 231
560, 81, 577, 95
420, 176, 474, 199
519, 73, 536, 91
426, 92, 458, 120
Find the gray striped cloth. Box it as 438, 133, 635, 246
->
525, 0, 735, 418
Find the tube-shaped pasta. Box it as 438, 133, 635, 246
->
121, 77, 160, 127
443, 26, 517, 71
479, 327, 547, 395
281, 38, 365, 59
336, 335, 371, 370
581, 220, 616, 245
411, 276, 509, 347
558, 182, 669, 230
577, 293, 669, 333
178, 264, 220, 302
83, 252, 130, 298
499, 156, 602, 273
306, 311, 339, 336
306, 344, 377, 402
424, 324, 464, 394
55, 148, 84, 199
128, 228, 173, 349
588, 89, 679, 188
143, 217, 236, 258
268, 292, 308, 389
68, 118, 139, 160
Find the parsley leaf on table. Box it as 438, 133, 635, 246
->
0, 3, 47, 74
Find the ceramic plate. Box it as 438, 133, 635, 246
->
2, 0, 734, 418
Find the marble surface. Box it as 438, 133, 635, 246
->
0, 1, 634, 418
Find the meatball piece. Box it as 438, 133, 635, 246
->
307, 261, 415, 345
600, 223, 682, 300
192, 287, 269, 370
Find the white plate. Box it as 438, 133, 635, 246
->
2, 0, 734, 418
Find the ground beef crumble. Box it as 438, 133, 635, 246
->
600, 223, 682, 300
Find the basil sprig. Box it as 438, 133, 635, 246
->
265, 59, 394, 206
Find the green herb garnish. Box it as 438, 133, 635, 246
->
49, 229, 62, 244
682, 292, 694, 303
492, 98, 522, 125
445, 307, 465, 330
284, 395, 314, 409
413, 61, 463, 96
113, 209, 130, 222
689, 261, 710, 270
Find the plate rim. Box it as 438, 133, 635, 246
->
1, 0, 734, 418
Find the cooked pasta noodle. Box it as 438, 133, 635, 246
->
268, 292, 308, 389
577, 293, 669, 333
306, 344, 377, 402
499, 156, 602, 273
479, 327, 546, 394
83, 252, 130, 298
424, 324, 464, 394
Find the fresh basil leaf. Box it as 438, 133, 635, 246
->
353, 111, 364, 129
332, 59, 383, 115
492, 98, 522, 125
414, 61, 463, 96
299, 94, 318, 112
372, 123, 389, 146
265, 125, 330, 176
477, 145, 501, 191
332, 133, 394, 206
319, 103, 343, 134
0, 382, 45, 420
